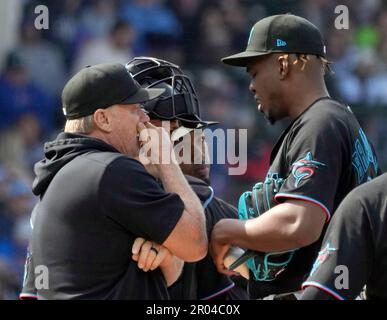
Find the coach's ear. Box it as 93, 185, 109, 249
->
278, 54, 290, 80
93, 108, 113, 133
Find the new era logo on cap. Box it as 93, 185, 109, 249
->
276, 39, 287, 47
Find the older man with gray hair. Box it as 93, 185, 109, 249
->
20, 63, 207, 300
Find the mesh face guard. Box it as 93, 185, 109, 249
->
126, 57, 204, 128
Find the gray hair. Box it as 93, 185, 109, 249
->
64, 115, 95, 134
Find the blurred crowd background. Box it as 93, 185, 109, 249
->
0, 0, 387, 299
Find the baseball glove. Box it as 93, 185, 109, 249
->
230, 177, 296, 282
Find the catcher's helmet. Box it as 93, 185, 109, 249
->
125, 57, 217, 128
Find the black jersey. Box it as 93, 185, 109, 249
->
22, 132, 184, 300
249, 97, 380, 298
169, 175, 248, 300
301, 173, 387, 300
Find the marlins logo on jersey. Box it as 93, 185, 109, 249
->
309, 242, 337, 276
291, 152, 326, 187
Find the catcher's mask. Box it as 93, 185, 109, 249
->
126, 57, 217, 129
236, 178, 296, 282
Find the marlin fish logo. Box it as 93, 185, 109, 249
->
310, 242, 337, 276
291, 152, 326, 187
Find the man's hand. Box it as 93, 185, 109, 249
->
132, 237, 184, 286
137, 122, 176, 169
137, 122, 207, 263
132, 237, 173, 272
210, 220, 240, 277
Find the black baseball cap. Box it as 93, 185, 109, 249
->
62, 63, 165, 120
222, 14, 326, 67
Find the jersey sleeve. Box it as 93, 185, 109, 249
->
274, 115, 349, 222
100, 157, 185, 245
19, 246, 38, 300
300, 191, 373, 300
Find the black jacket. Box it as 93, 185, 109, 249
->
28, 132, 184, 300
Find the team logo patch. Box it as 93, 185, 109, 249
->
310, 243, 337, 276
291, 152, 326, 187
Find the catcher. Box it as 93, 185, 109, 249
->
211, 14, 380, 299
125, 57, 249, 300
